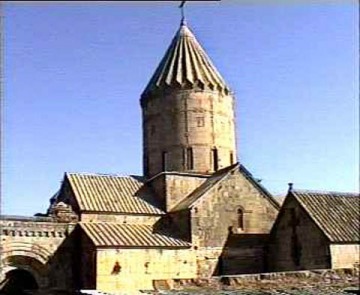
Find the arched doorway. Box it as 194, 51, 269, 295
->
0, 268, 38, 294
0, 254, 48, 293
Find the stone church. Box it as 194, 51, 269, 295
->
41, 18, 280, 292
1, 15, 358, 295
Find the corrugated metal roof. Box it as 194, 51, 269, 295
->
80, 222, 190, 248
291, 190, 360, 243
66, 173, 164, 215
142, 20, 230, 98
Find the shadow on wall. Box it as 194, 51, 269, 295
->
153, 210, 191, 242
0, 269, 38, 294
213, 231, 270, 276
44, 226, 88, 292
132, 176, 165, 211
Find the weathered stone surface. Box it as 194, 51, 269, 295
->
0, 218, 74, 289
142, 90, 237, 178
2, 13, 359, 295
268, 193, 360, 272
330, 244, 360, 269
149, 173, 207, 212
95, 248, 196, 292
187, 169, 279, 276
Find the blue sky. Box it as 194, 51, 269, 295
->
3, 1, 359, 216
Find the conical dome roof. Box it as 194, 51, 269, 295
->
141, 20, 231, 98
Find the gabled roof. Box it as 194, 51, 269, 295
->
290, 190, 360, 243
239, 165, 280, 209
170, 163, 279, 212
170, 163, 238, 212
65, 173, 164, 215
141, 20, 230, 98
79, 222, 190, 248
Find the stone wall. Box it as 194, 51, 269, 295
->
0, 218, 73, 289
167, 210, 191, 241
221, 234, 269, 275
95, 248, 196, 292
142, 89, 237, 178
330, 244, 360, 269
149, 172, 207, 212
44, 225, 96, 292
267, 195, 331, 272
79, 229, 96, 290
150, 268, 360, 293
189, 169, 279, 276
47, 228, 78, 291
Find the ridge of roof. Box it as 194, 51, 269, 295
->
141, 21, 231, 99
170, 163, 281, 212
65, 172, 143, 179
239, 165, 280, 209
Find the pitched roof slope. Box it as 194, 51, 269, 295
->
239, 165, 280, 209
171, 163, 238, 212
142, 20, 230, 98
80, 223, 190, 248
66, 173, 164, 215
170, 163, 279, 212
291, 190, 360, 243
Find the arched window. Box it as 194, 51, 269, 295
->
237, 208, 244, 229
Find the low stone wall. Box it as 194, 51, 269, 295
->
331, 244, 360, 269
151, 268, 359, 292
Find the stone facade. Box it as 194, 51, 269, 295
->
142, 90, 237, 178
0, 217, 74, 289
95, 248, 196, 292
2, 17, 358, 295
267, 194, 331, 271
267, 191, 359, 272
330, 244, 360, 269
187, 168, 279, 276
149, 172, 208, 211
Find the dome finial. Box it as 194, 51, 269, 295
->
179, 1, 187, 26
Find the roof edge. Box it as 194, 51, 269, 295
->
239, 164, 281, 210
171, 163, 240, 212
145, 170, 210, 184
291, 189, 359, 197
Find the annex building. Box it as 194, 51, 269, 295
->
1, 16, 359, 295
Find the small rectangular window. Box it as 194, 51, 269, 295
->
230, 152, 234, 165
212, 148, 218, 171
237, 208, 244, 229
196, 117, 205, 127
186, 147, 194, 170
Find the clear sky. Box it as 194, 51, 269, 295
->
2, 1, 359, 216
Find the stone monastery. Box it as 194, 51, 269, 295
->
1, 15, 359, 295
